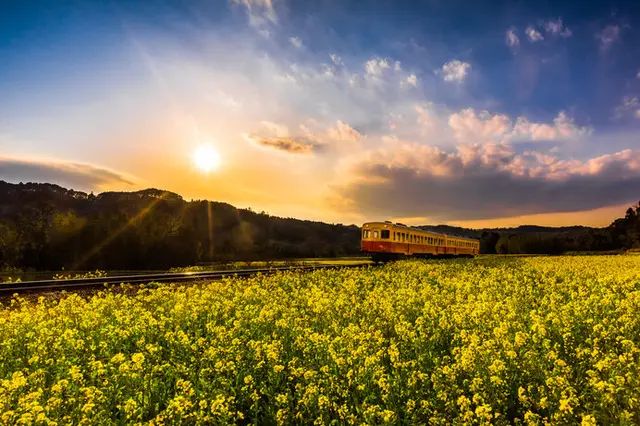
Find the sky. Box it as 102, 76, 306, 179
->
1, 0, 640, 228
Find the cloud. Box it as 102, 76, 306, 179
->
364, 57, 399, 77
449, 109, 511, 143
246, 119, 362, 154
231, 0, 277, 31
511, 112, 592, 141
526, 26, 544, 42
333, 143, 640, 221
543, 18, 572, 37
447, 109, 591, 143
289, 36, 303, 49
596, 25, 621, 52
329, 54, 344, 67
327, 120, 362, 143
260, 120, 289, 137
441, 60, 471, 82
506, 29, 520, 47
0, 157, 135, 192
614, 96, 640, 119
244, 134, 317, 154
405, 74, 418, 87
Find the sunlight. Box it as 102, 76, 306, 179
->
192, 145, 221, 173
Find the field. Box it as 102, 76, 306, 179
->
1, 256, 639, 424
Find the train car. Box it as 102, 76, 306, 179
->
361, 221, 480, 262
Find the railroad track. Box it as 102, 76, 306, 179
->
0, 263, 372, 295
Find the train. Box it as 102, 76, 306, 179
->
361, 221, 480, 262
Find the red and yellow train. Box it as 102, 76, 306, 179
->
361, 221, 480, 262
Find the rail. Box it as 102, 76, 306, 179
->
0, 263, 372, 296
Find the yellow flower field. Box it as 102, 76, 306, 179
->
1, 256, 639, 425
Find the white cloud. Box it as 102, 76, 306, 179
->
365, 57, 391, 76
511, 112, 592, 141
636, 70, 640, 79
526, 26, 544, 42
449, 109, 512, 143
596, 25, 621, 52
289, 36, 303, 49
506, 29, 520, 47
441, 60, 471, 83
447, 109, 591, 144
405, 74, 418, 87
543, 18, 572, 37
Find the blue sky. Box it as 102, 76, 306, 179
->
1, 0, 640, 226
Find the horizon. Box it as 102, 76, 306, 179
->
2, 0, 640, 228
2, 178, 632, 230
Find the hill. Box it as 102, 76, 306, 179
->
0, 180, 638, 270
0, 181, 361, 270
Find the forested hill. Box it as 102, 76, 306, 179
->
0, 181, 360, 270
419, 207, 640, 254
419, 224, 591, 237
0, 181, 638, 270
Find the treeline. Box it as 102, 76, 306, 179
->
476, 204, 640, 255
0, 181, 360, 270
0, 181, 638, 270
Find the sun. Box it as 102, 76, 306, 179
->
192, 145, 221, 173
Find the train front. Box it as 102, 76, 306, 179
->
361, 222, 395, 261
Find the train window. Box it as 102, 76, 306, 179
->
381, 230, 390, 239
373, 230, 379, 239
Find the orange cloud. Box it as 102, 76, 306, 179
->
244, 134, 317, 154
